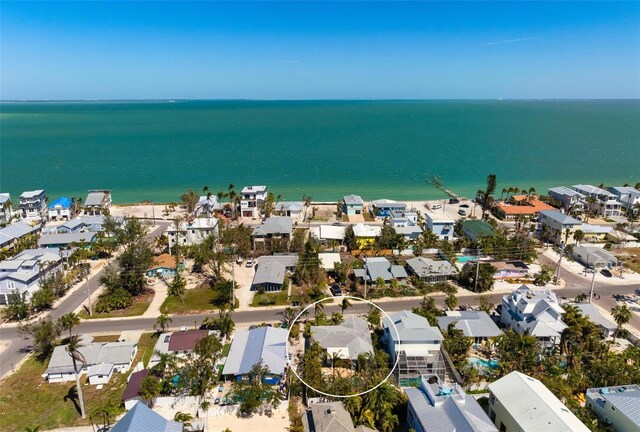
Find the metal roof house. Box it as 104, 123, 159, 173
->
0, 248, 63, 305
275, 201, 307, 220
251, 254, 298, 292
459, 220, 494, 242
48, 196, 73, 220
574, 304, 618, 338
222, 326, 288, 384
0, 220, 41, 250
240, 185, 268, 218
111, 400, 182, 432
343, 194, 364, 216
405, 374, 497, 432
488, 371, 590, 432
548, 186, 587, 214
437, 311, 502, 343
302, 401, 378, 432
500, 285, 567, 347
310, 316, 373, 361
353, 257, 407, 283
572, 246, 618, 269
252, 216, 293, 250
38, 231, 96, 249
166, 217, 218, 249
382, 311, 444, 380
405, 257, 457, 282
538, 209, 582, 246
84, 189, 112, 216
586, 384, 640, 432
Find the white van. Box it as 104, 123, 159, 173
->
431, 204, 443, 210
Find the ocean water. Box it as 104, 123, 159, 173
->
1, 100, 638, 204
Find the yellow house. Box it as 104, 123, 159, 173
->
579, 224, 613, 243
352, 223, 381, 249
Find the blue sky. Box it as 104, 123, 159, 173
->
1, 1, 639, 99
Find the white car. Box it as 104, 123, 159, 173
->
431, 204, 442, 210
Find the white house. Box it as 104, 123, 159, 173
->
0, 193, 14, 224
167, 217, 218, 249
0, 220, 41, 250
382, 310, 443, 376
548, 186, 587, 214
370, 199, 407, 217
55, 215, 121, 234
19, 190, 47, 220
572, 184, 622, 217
437, 311, 502, 344
390, 211, 422, 241
193, 195, 220, 217
44, 336, 137, 383
586, 384, 640, 432
47, 197, 73, 220
275, 201, 306, 221
310, 224, 346, 247
539, 209, 582, 246
310, 316, 373, 361
251, 217, 293, 250
87, 362, 115, 385
609, 186, 640, 215
500, 285, 567, 348
84, 190, 112, 216
0, 248, 62, 304
488, 371, 590, 432
240, 185, 268, 218
424, 211, 455, 241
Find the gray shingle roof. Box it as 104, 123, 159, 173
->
252, 255, 298, 286
311, 316, 373, 360
46, 340, 136, 375
222, 327, 288, 376
112, 401, 182, 432
39, 231, 96, 247
344, 195, 364, 205
252, 217, 293, 236
539, 209, 582, 225
302, 402, 358, 432
437, 311, 502, 338
382, 310, 443, 343
406, 257, 456, 278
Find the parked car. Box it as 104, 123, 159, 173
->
459, 204, 470, 208
332, 222, 344, 226
330, 284, 342, 296
449, 198, 460, 204
245, 258, 255, 267
600, 269, 612, 277
458, 209, 466, 216
431, 204, 443, 210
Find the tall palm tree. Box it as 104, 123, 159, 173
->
500, 188, 507, 201
59, 313, 80, 339
445, 292, 458, 311
154, 313, 173, 333
611, 305, 632, 342
341, 297, 352, 315
314, 301, 325, 321
573, 229, 585, 245
66, 335, 87, 419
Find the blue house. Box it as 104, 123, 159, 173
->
222, 327, 288, 385
48, 197, 73, 220
343, 194, 364, 216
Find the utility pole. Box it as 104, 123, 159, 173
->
84, 264, 93, 317
363, 255, 368, 299
231, 261, 236, 309
152, 204, 156, 227
588, 265, 597, 303
474, 248, 481, 293
554, 242, 566, 285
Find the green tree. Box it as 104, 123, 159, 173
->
66, 334, 87, 418
229, 361, 284, 416
139, 375, 162, 407
58, 312, 80, 338
412, 296, 444, 326
173, 412, 193, 430
444, 292, 458, 311
340, 297, 352, 315
290, 228, 306, 254
479, 174, 497, 219
476, 296, 495, 314
281, 306, 298, 327
457, 263, 496, 293
533, 265, 554, 286
573, 229, 585, 245
30, 287, 55, 312
18, 318, 61, 359
611, 305, 632, 342
366, 305, 381, 328
180, 190, 198, 214
4, 290, 29, 321
375, 225, 402, 250
154, 313, 173, 333
494, 330, 539, 376
442, 323, 472, 365
168, 273, 186, 300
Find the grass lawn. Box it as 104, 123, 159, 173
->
0, 333, 156, 432
161, 285, 217, 314
78, 291, 153, 319
363, 213, 375, 222
221, 343, 231, 357
251, 290, 289, 307
91, 335, 121, 343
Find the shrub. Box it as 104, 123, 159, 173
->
95, 288, 133, 313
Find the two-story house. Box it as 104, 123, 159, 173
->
0, 220, 41, 250
370, 199, 407, 217
167, 217, 218, 250
0, 193, 14, 224
500, 285, 567, 348
405, 256, 456, 282
19, 190, 47, 220
84, 190, 112, 216
539, 209, 582, 246
48, 197, 73, 220
548, 186, 587, 215
0, 248, 63, 304
572, 184, 622, 217
586, 385, 640, 432
343, 194, 364, 216
609, 186, 640, 216
240, 185, 268, 218
251, 216, 293, 250
424, 211, 455, 241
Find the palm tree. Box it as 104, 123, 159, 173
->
507, 187, 514, 198
24, 427, 40, 432
341, 297, 352, 315
202, 185, 209, 195
58, 312, 80, 339
573, 229, 585, 245
66, 335, 86, 419
500, 188, 507, 201
154, 313, 173, 333
174, 412, 193, 431
314, 301, 325, 320
445, 292, 458, 311
611, 305, 632, 342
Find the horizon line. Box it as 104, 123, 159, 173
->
2, 98, 640, 103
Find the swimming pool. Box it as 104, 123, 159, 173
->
457, 255, 476, 264
468, 357, 500, 370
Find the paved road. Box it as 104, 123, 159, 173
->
0, 221, 170, 378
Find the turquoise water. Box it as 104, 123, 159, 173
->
1, 100, 638, 204
468, 357, 500, 370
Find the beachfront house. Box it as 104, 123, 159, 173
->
19, 190, 47, 220
571, 245, 618, 269
310, 316, 373, 364
84, 190, 112, 216
222, 326, 288, 384
548, 186, 587, 215
38, 231, 96, 249
44, 336, 137, 383
493, 195, 554, 220
354, 257, 407, 284
0, 248, 63, 304
390, 211, 422, 241
370, 199, 407, 217
490, 260, 530, 279
488, 371, 590, 432
240, 185, 268, 218
382, 310, 444, 379
538, 209, 582, 246
193, 195, 220, 217
572, 184, 622, 217
424, 211, 455, 241
343, 194, 364, 216
0, 220, 41, 250
0, 193, 14, 224
252, 216, 293, 250
47, 197, 74, 221
351, 223, 381, 249
437, 311, 502, 344
586, 384, 640, 431
251, 254, 298, 292
459, 220, 495, 242
275, 201, 306, 221
609, 186, 640, 216
405, 374, 497, 432
302, 401, 377, 432
112, 401, 182, 431
500, 285, 567, 348
167, 217, 218, 249
405, 256, 456, 282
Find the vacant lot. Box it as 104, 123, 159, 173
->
251, 290, 289, 307
618, 248, 640, 274
0, 333, 156, 432
79, 290, 153, 319
161, 284, 217, 314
